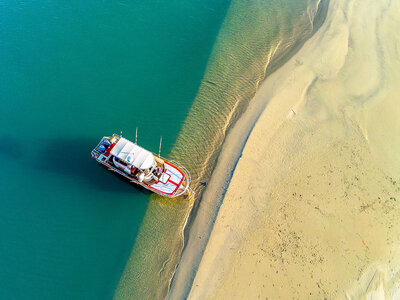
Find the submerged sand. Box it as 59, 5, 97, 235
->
180, 0, 400, 298
116, 1, 326, 299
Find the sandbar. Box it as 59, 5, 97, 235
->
174, 0, 400, 298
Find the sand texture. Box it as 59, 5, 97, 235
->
186, 0, 400, 298
115, 1, 325, 298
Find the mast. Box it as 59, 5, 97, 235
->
158, 136, 162, 157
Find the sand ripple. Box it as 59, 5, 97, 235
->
114, 1, 325, 299
186, 0, 400, 298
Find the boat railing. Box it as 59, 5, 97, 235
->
169, 160, 191, 184
103, 162, 170, 197
168, 159, 193, 197
97, 155, 187, 198
157, 154, 191, 183
92, 135, 193, 198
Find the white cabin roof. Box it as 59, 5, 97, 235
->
110, 137, 155, 170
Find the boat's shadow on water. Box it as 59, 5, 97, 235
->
0, 135, 24, 160
38, 137, 147, 195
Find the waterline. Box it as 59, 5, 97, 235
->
115, 1, 327, 299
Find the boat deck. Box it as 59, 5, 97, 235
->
148, 161, 185, 196
91, 134, 191, 198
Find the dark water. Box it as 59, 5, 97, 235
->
0, 1, 230, 299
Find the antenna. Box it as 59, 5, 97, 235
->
158, 136, 162, 157
135, 127, 138, 144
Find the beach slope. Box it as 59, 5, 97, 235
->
186, 0, 400, 298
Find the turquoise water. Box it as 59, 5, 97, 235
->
0, 1, 229, 299
115, 0, 328, 299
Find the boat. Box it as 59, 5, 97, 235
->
91, 133, 191, 198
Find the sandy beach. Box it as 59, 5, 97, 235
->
170, 0, 400, 298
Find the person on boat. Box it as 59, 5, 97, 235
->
138, 171, 145, 182
152, 166, 161, 177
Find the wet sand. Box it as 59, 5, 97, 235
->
178, 0, 400, 298
115, 1, 325, 299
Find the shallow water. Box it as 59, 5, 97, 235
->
0, 1, 326, 298
0, 1, 229, 299
115, 0, 327, 299
185, 0, 400, 298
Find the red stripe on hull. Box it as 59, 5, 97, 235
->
149, 161, 185, 196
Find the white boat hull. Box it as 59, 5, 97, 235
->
91, 134, 191, 198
